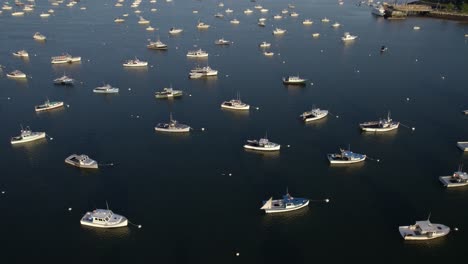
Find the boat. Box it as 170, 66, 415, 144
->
303, 19, 313, 25
12, 50, 29, 57
258, 21, 266, 27
2, 5, 12, 10
260, 8, 268, 13
33, 32, 46, 41
65, 154, 98, 169
186, 49, 208, 58
264, 51, 274, 56
35, 99, 64, 112
218, 2, 224, 7
258, 17, 266, 22
312, 33, 320, 38
225, 8, 233, 13
12, 11, 25, 16
290, 12, 299, 17
413, 26, 421, 30
380, 45, 388, 52
342, 32, 358, 41
230, 19, 240, 24
155, 87, 183, 99
51, 54, 81, 64
259, 41, 271, 48
465, 34, 468, 37
154, 114, 191, 133
169, 27, 183, 34
54, 75, 74, 85
281, 9, 289, 14
321, 17, 330, 22
138, 16, 150, 24
332, 22, 341, 28
244, 136, 280, 151
196, 22, 210, 29
214, 12, 224, 18
147, 39, 168, 50
93, 84, 119, 94
300, 108, 328, 122
399, 218, 450, 240
123, 58, 148, 67
260, 191, 309, 214
10, 127, 46, 145
6, 70, 26, 78
288, 4, 295, 8
457, 142, 468, 151
244, 8, 253, 14
283, 76, 307, 85
273, 28, 286, 35
146, 26, 155, 31
360, 112, 399, 132
254, 5, 262, 9
40, 13, 50, 17
328, 147, 366, 164
372, 5, 386, 16
215, 38, 231, 45
273, 15, 282, 19
439, 166, 468, 188
221, 94, 249, 110
80, 208, 128, 228
189, 66, 218, 78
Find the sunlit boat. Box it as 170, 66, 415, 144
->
80, 209, 128, 228
6, 70, 27, 78
260, 191, 309, 214
215, 38, 231, 45
321, 17, 330, 22
155, 114, 191, 133
332, 22, 341, 28
225, 8, 233, 13
342, 32, 358, 41
221, 94, 249, 110
147, 39, 168, 50
244, 8, 253, 14
114, 17, 125, 23
281, 9, 289, 14
214, 12, 224, 18
51, 54, 81, 64
230, 18, 240, 24
259, 41, 271, 48
258, 21, 266, 27
138, 16, 150, 24
65, 154, 98, 169
169, 27, 183, 34
372, 5, 386, 16
54, 75, 74, 85
290, 12, 299, 17
260, 8, 268, 13
33, 32, 46, 40
359, 112, 399, 132
399, 219, 450, 240
439, 167, 468, 188
12, 50, 29, 57
155, 87, 183, 99
273, 28, 286, 35
328, 148, 366, 164
264, 51, 274, 56
189, 66, 218, 78
283, 76, 307, 85
312, 33, 320, 38
300, 108, 328, 122
186, 49, 208, 58
273, 14, 282, 19
10, 127, 46, 145
12, 11, 25, 16
35, 99, 64, 112
40, 13, 50, 17
303, 19, 313, 25
123, 58, 148, 67
93, 84, 119, 94
196, 22, 210, 29
244, 136, 280, 151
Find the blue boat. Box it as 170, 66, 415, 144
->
260, 191, 309, 214
327, 148, 366, 164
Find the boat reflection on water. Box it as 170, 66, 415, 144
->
244, 148, 280, 159
80, 224, 131, 239
303, 115, 328, 128
261, 206, 310, 227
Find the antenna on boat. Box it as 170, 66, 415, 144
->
170, 112, 173, 122
427, 212, 432, 222
106, 200, 109, 210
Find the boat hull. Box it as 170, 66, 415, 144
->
65, 156, 98, 169
398, 226, 450, 240
439, 176, 468, 188
221, 104, 250, 111
80, 218, 128, 228
93, 89, 119, 94
11, 132, 46, 144
265, 200, 309, 214
328, 155, 366, 164
154, 127, 191, 133
456, 142, 468, 151
244, 145, 280, 151
303, 113, 328, 122
360, 124, 399, 132
35, 102, 64, 112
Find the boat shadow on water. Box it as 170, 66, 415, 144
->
244, 148, 280, 159
80, 225, 131, 239
261, 206, 310, 225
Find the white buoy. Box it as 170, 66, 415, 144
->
412, 127, 415, 131
68, 207, 72, 211
236, 253, 240, 257
201, 128, 205, 131
228, 173, 232, 176
287, 145, 290, 148
454, 227, 459, 231
138, 225, 142, 228
256, 107, 259, 110
406, 97, 410, 101
325, 199, 330, 203
1, 191, 5, 194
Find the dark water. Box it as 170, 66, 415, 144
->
1, 0, 468, 263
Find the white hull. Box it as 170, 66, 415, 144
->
35, 102, 64, 112
304, 113, 328, 122
93, 89, 119, 94
65, 159, 98, 169
399, 226, 449, 240
123, 63, 148, 67
457, 142, 468, 151
187, 54, 208, 58
80, 219, 128, 228
51, 57, 81, 64
221, 105, 250, 111
11, 132, 46, 144
265, 200, 309, 214
328, 157, 366, 164
154, 127, 191, 133
7, 74, 26, 78
439, 176, 468, 188
360, 125, 399, 132
244, 145, 280, 151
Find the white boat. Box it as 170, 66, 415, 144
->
221, 94, 249, 110
33, 32, 46, 40
273, 28, 286, 35
244, 136, 280, 151
93, 84, 119, 94
258, 17, 266, 22
321, 17, 330, 22
258, 21, 266, 27
40, 13, 50, 17
54, 75, 74, 85
169, 27, 183, 34
155, 114, 191, 133
146, 26, 155, 31
189, 66, 218, 78
282, 9, 289, 14
399, 219, 450, 240
230, 19, 240, 24
196, 22, 210, 29
264, 51, 274, 56
114, 18, 125, 23
328, 148, 366, 164
2, 5, 13, 10
147, 39, 168, 50
6, 70, 27, 78
457, 141, 468, 151
244, 8, 253, 14
65, 154, 98, 169
214, 12, 224, 18
260, 8, 268, 13
413, 26, 421, 30
312, 33, 320, 38
261, 191, 309, 214
51, 54, 81, 64
259, 41, 271, 48
10, 127, 46, 145
218, 2, 224, 7
186, 49, 208, 58
360, 112, 399, 132
35, 99, 64, 112
225, 8, 233, 13
123, 58, 148, 67
138, 16, 150, 24
80, 208, 128, 228
283, 76, 307, 85
254, 5, 262, 9
439, 167, 468, 188
48, 9, 54, 13
273, 14, 282, 19
342, 32, 358, 41
332, 22, 341, 28
290, 12, 299, 17
12, 50, 29, 57
372, 5, 386, 16
155, 87, 183, 99
300, 108, 328, 122
303, 19, 313, 25
12, 11, 25, 16
215, 38, 231, 45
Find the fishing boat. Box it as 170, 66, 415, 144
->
214, 12, 224, 18
80, 208, 128, 228
93, 84, 119, 94
260, 8, 268, 13
33, 32, 46, 41
123, 58, 148, 67
230, 19, 240, 24
10, 127, 46, 145
155, 87, 183, 99
303, 19, 313, 25
413, 26, 421, 30
155, 114, 191, 133
146, 26, 155, 31
186, 49, 208, 58
225, 8, 233, 13
65, 154, 98, 169
282, 9, 289, 14
40, 13, 50, 17
147, 39, 168, 50
440, 167, 468, 187
12, 50, 29, 57
327, 147, 366, 164
189, 66, 218, 78
300, 108, 328, 122
312, 33, 320, 38
254, 5, 262, 9
258, 21, 266, 27
244, 136, 280, 151
215, 38, 231, 45
244, 8, 253, 14
321, 17, 330, 22
12, 11, 25, 16
380, 45, 388, 52
273, 14, 282, 19
264, 51, 274, 56
372, 5, 386, 16
169, 27, 183, 34
273, 28, 286, 35
290, 12, 299, 17
34, 99, 64, 112
342, 32, 358, 41
399, 218, 450, 240
51, 54, 81, 64
283, 76, 307, 85
359, 112, 399, 132
332, 22, 341, 28
221, 94, 249, 110
138, 16, 150, 24
457, 141, 468, 151
260, 191, 309, 214
54, 75, 74, 85
6, 70, 27, 79
196, 22, 210, 29
259, 41, 271, 48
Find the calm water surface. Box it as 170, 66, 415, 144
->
1, 0, 468, 263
